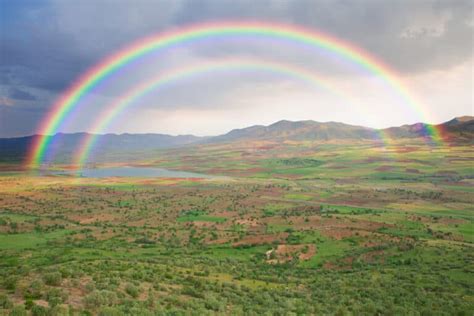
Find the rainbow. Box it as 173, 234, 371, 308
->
74, 58, 379, 167
27, 21, 443, 168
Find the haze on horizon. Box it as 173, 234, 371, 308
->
0, 0, 473, 138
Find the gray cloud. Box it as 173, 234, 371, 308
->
174, 0, 473, 72
2, 0, 471, 92
0, 0, 472, 137
8, 87, 36, 101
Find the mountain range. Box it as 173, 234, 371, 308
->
0, 116, 472, 163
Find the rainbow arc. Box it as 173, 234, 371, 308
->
27, 21, 444, 168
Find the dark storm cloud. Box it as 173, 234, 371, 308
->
0, 0, 472, 137
174, 0, 473, 72
8, 87, 36, 101
2, 0, 471, 94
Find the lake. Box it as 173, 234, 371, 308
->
48, 166, 211, 178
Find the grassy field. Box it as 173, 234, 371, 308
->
0, 139, 472, 315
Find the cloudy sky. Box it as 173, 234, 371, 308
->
0, 0, 472, 137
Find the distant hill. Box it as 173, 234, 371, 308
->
0, 133, 206, 163
211, 116, 474, 143
211, 120, 377, 142
440, 116, 474, 132
382, 116, 474, 140
0, 116, 472, 163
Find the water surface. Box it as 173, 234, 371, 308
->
51, 166, 211, 178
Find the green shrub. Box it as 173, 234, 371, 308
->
0, 294, 13, 309
204, 294, 224, 311
25, 280, 44, 299
24, 299, 34, 310
46, 288, 68, 307
49, 305, 69, 316
9, 305, 27, 316
85, 282, 96, 293
43, 272, 62, 286
98, 307, 125, 316
31, 304, 48, 316
84, 290, 118, 309
3, 276, 18, 291
127, 307, 153, 315
124, 284, 139, 298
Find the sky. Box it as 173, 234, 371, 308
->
0, 0, 472, 137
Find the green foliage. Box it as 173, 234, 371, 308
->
3, 276, 17, 291
84, 290, 118, 309
0, 294, 13, 309
98, 307, 125, 316
124, 283, 140, 298
25, 279, 44, 299
31, 305, 48, 316
43, 272, 62, 286
276, 158, 324, 167
177, 209, 226, 223
8, 305, 27, 316
0, 140, 473, 314
46, 288, 68, 307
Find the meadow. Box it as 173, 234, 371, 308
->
0, 139, 473, 315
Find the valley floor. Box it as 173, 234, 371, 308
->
0, 139, 473, 315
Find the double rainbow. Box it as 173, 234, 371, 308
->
74, 58, 379, 167
27, 21, 443, 168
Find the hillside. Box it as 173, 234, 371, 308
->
212, 120, 377, 142
383, 116, 474, 139
0, 116, 472, 163
0, 133, 205, 163
214, 116, 473, 143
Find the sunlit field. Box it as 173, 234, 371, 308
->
1, 138, 472, 315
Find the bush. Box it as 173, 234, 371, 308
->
98, 307, 125, 316
0, 294, 13, 309
3, 276, 18, 291
127, 307, 153, 315
84, 290, 118, 309
25, 280, 44, 299
24, 299, 34, 310
204, 294, 224, 312
43, 272, 62, 286
49, 305, 69, 316
46, 288, 68, 307
8, 305, 27, 316
31, 304, 48, 316
124, 284, 139, 298
85, 282, 96, 293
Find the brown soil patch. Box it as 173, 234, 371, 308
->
361, 250, 385, 263
393, 147, 419, 153
72, 213, 117, 224
233, 233, 288, 247
408, 215, 466, 225
375, 165, 395, 171
266, 244, 316, 264
323, 256, 354, 270
320, 228, 372, 240
438, 217, 467, 225
435, 170, 459, 176
326, 165, 348, 169
66, 277, 92, 308
245, 168, 268, 173
299, 244, 317, 260
235, 218, 259, 227
34, 300, 49, 308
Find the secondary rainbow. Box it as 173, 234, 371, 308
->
73, 58, 380, 168
27, 21, 443, 168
